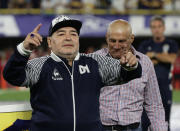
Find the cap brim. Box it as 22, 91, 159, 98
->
49, 20, 82, 36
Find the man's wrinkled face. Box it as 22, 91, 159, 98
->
150, 20, 165, 39
48, 27, 79, 57
107, 31, 133, 59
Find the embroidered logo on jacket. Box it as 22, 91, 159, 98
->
79, 65, 90, 74
163, 44, 169, 53
52, 68, 63, 80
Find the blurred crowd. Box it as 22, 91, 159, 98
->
0, 0, 180, 11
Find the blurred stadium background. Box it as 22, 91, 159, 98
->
0, 0, 180, 130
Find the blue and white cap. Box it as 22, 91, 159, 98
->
48, 15, 82, 36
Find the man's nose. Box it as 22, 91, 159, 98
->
114, 43, 127, 49
65, 34, 72, 40
114, 43, 120, 49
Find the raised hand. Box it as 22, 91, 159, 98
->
120, 51, 137, 68
23, 24, 43, 51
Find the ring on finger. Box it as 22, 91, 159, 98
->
30, 33, 35, 38
126, 63, 130, 67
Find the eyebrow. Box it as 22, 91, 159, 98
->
70, 30, 78, 33
109, 38, 127, 42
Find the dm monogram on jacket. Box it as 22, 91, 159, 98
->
52, 68, 63, 80
79, 65, 90, 74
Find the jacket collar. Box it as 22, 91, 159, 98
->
50, 51, 80, 62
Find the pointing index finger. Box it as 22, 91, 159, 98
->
33, 23, 42, 33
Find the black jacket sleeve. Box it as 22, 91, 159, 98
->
120, 62, 142, 83
3, 48, 29, 86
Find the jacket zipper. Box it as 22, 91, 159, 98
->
61, 61, 76, 131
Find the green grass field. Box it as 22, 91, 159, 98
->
0, 88, 30, 101
0, 88, 180, 102
173, 89, 180, 103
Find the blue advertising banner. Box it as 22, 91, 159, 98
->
0, 14, 180, 37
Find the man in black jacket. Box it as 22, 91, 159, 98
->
3, 15, 141, 131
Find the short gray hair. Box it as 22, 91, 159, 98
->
150, 15, 165, 26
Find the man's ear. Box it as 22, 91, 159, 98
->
130, 34, 134, 44
106, 34, 109, 44
47, 37, 51, 48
